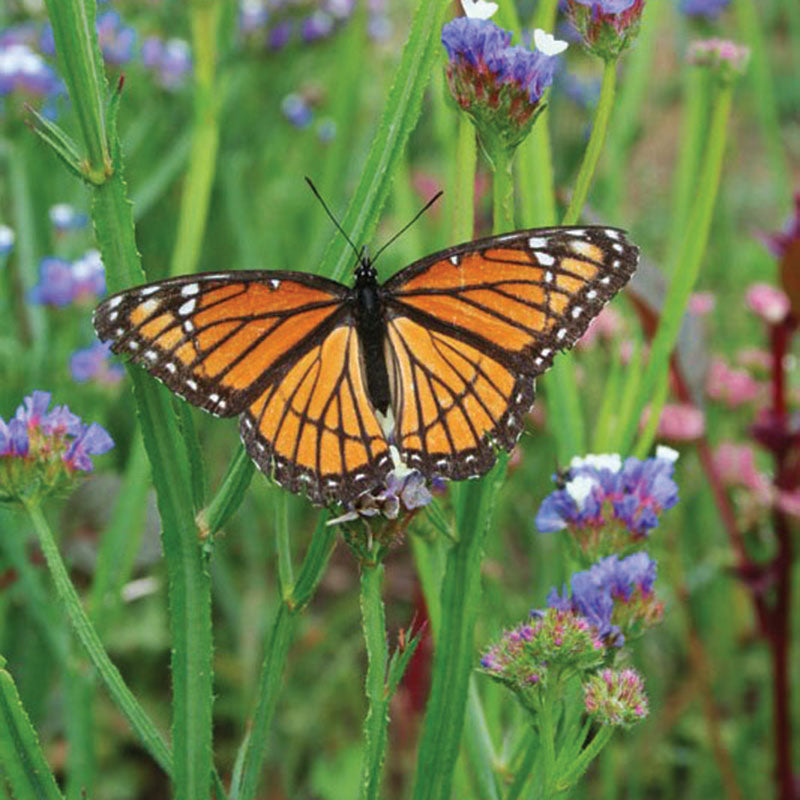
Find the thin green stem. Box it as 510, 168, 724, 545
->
562, 59, 617, 225
538, 691, 558, 798
555, 726, 614, 791
358, 561, 389, 800
169, 0, 223, 276
624, 82, 734, 455
201, 445, 255, 538
22, 500, 172, 775
275, 492, 293, 600
491, 147, 515, 234
235, 520, 336, 800
451, 117, 477, 243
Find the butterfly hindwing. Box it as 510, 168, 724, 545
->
385, 313, 535, 480
240, 322, 393, 505
93, 271, 348, 417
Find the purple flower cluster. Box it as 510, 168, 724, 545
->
535, 450, 679, 552
584, 668, 648, 725
29, 250, 105, 307
141, 37, 193, 91
547, 553, 663, 645
480, 607, 605, 696
680, 0, 730, 19
564, 0, 645, 60
0, 41, 63, 100
687, 38, 750, 77
238, 0, 369, 50
70, 341, 124, 385
96, 11, 137, 66
329, 469, 433, 526
1, 391, 114, 503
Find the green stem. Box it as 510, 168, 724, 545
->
411, 459, 506, 800
506, 728, 539, 800
623, 82, 734, 456
358, 561, 389, 800
562, 58, 618, 225
169, 0, 223, 276
555, 725, 614, 791
538, 690, 558, 798
201, 445, 255, 538
491, 147, 515, 233
450, 117, 477, 243
0, 654, 64, 800
235, 520, 336, 800
22, 500, 172, 775
275, 492, 293, 600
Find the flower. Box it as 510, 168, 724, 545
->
29, 250, 105, 307
577, 305, 622, 348
301, 11, 335, 42
564, 0, 645, 60
0, 392, 114, 504
687, 38, 750, 78
480, 607, 605, 696
688, 291, 715, 315
96, 11, 136, 66
142, 37, 192, 91
70, 341, 125, 385
641, 402, 705, 442
706, 357, 761, 407
680, 0, 730, 18
548, 553, 663, 645
534, 28, 569, 56
0, 42, 63, 100
49, 204, 89, 233
745, 283, 790, 325
461, 0, 499, 20
281, 93, 313, 128
583, 668, 648, 725
536, 451, 679, 551
712, 442, 771, 497
328, 468, 433, 526
0, 225, 13, 256
441, 17, 562, 150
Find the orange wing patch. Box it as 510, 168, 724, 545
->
93, 273, 346, 418
386, 315, 530, 481
240, 324, 392, 505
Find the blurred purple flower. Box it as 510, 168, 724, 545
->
49, 204, 89, 233
0, 42, 63, 98
680, 0, 730, 18
30, 250, 105, 307
0, 418, 29, 457
96, 11, 137, 66
707, 357, 762, 407
142, 37, 192, 91
281, 93, 313, 127
745, 283, 790, 325
268, 21, 293, 50
70, 341, 124, 385
301, 11, 335, 42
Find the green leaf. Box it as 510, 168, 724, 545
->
25, 107, 84, 181
0, 656, 64, 800
202, 445, 255, 538
317, 0, 452, 282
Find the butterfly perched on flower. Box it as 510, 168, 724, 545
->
94, 221, 637, 506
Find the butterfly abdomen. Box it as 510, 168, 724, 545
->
352, 271, 392, 417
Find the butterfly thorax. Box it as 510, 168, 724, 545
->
351, 259, 392, 416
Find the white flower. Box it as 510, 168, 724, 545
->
570, 453, 623, 473
460, 0, 499, 20
656, 445, 680, 464
534, 28, 568, 56
0, 225, 14, 253
566, 475, 598, 510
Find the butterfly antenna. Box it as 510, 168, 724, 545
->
371, 189, 444, 265
305, 177, 364, 264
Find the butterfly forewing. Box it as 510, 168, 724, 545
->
383, 226, 638, 477
94, 271, 347, 417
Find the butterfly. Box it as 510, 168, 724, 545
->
93, 225, 638, 506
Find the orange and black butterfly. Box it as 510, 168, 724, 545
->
94, 225, 637, 505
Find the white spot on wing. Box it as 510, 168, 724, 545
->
612, 243, 624, 253
535, 251, 555, 266
605, 229, 620, 240
557, 328, 567, 340
571, 306, 583, 318
108, 296, 123, 309
544, 270, 554, 283
269, 279, 281, 289
139, 298, 159, 316
181, 283, 199, 296
178, 299, 196, 316
587, 290, 598, 299
109, 311, 118, 322
528, 236, 547, 249
183, 320, 195, 333
140, 286, 159, 297
449, 255, 460, 266
186, 379, 198, 390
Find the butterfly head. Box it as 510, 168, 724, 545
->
354, 246, 378, 285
